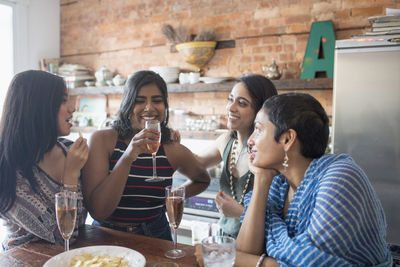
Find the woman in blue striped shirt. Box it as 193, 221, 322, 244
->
235, 93, 391, 266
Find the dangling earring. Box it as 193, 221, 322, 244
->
282, 151, 289, 170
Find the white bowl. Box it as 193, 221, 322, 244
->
149, 66, 180, 74
161, 73, 179, 83
149, 66, 179, 83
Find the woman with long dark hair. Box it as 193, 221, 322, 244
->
83, 70, 210, 240
195, 74, 277, 238
0, 70, 88, 250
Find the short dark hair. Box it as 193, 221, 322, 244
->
262, 93, 329, 158
231, 74, 278, 139
112, 70, 171, 142
0, 70, 66, 213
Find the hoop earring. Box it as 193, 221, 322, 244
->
247, 145, 251, 154
282, 151, 289, 170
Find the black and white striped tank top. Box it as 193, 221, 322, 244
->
108, 138, 174, 223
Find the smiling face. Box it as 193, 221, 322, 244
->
57, 92, 75, 136
130, 83, 166, 130
226, 82, 257, 136
248, 109, 285, 170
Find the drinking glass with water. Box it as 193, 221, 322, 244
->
202, 236, 236, 267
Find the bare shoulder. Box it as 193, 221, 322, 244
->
89, 129, 118, 152
215, 132, 231, 154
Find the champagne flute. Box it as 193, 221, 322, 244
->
145, 119, 162, 182
165, 186, 185, 259
55, 191, 77, 251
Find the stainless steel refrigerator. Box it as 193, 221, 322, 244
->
332, 34, 400, 244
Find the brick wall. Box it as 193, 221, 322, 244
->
60, 0, 399, 78
61, 0, 398, 119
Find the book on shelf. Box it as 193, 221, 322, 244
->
368, 14, 400, 23
372, 21, 400, 28
372, 26, 400, 32
364, 29, 400, 36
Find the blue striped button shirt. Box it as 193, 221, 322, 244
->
241, 154, 392, 266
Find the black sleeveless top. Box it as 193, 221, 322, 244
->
108, 138, 174, 223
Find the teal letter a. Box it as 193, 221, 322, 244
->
300, 20, 335, 79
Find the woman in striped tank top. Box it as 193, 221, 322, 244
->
233, 93, 391, 266
82, 70, 210, 241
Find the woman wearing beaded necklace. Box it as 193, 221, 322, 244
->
195, 74, 277, 238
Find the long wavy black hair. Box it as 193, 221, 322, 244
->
230, 74, 278, 140
0, 70, 66, 213
112, 70, 171, 143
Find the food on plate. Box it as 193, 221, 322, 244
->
70, 253, 128, 267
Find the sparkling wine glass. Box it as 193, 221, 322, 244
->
55, 191, 77, 251
145, 119, 163, 182
165, 186, 185, 259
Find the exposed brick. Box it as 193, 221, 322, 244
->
351, 6, 383, 17
60, 0, 393, 119
287, 24, 308, 33
262, 36, 280, 44
286, 15, 312, 25
245, 38, 261, 46
151, 14, 168, 23
268, 17, 286, 27
280, 5, 311, 16
254, 7, 280, 20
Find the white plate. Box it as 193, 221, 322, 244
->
199, 77, 231, 84
43, 245, 146, 267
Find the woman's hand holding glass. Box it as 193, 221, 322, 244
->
144, 120, 162, 182
123, 123, 161, 162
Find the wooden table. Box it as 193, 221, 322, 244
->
0, 224, 198, 267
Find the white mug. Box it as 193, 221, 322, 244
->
179, 73, 190, 84
189, 72, 200, 84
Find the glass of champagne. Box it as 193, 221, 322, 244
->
165, 186, 185, 259
145, 119, 162, 182
55, 191, 77, 251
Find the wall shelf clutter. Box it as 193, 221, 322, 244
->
68, 78, 333, 95
68, 78, 333, 136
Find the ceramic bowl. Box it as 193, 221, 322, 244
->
175, 41, 217, 69
149, 66, 179, 83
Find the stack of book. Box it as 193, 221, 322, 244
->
58, 64, 94, 89
366, 14, 400, 36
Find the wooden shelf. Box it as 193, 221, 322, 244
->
71, 126, 226, 140
180, 129, 227, 140
69, 78, 333, 95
